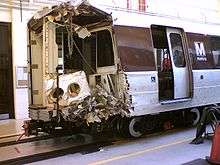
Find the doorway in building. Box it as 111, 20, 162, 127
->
0, 22, 14, 119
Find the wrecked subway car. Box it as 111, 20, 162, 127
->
26, 2, 220, 137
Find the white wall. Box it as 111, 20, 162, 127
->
0, 9, 12, 22
12, 9, 34, 119
90, 0, 220, 24
12, 9, 33, 66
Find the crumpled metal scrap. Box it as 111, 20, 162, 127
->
62, 85, 131, 125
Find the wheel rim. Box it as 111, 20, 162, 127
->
129, 118, 143, 138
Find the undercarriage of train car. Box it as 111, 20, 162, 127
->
24, 2, 203, 138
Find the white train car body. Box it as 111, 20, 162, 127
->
26, 2, 220, 137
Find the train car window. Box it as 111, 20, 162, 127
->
97, 30, 114, 67
186, 33, 214, 69
63, 33, 84, 72
62, 32, 97, 74
59, 29, 114, 74
209, 36, 220, 68
169, 33, 186, 67
114, 25, 155, 71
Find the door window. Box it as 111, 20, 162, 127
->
170, 33, 186, 67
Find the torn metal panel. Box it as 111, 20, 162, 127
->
29, 31, 44, 105
45, 71, 91, 107
29, 109, 52, 122
62, 85, 130, 124
117, 72, 131, 105
33, 7, 54, 20
27, 2, 131, 125
29, 84, 130, 124
28, 1, 112, 32
44, 21, 59, 74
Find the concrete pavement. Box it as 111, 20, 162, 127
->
28, 128, 212, 165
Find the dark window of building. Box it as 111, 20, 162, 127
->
169, 33, 186, 67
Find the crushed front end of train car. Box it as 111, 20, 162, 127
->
25, 1, 131, 136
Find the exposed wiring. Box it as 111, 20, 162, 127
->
19, 0, 22, 22
67, 13, 73, 58
72, 37, 96, 74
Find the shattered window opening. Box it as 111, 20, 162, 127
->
97, 30, 114, 67
56, 28, 114, 75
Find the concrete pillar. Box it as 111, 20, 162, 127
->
11, 5, 34, 119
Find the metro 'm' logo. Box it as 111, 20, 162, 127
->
194, 42, 207, 61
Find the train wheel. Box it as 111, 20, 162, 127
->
116, 117, 128, 137
116, 117, 144, 138
128, 117, 143, 138
190, 108, 201, 126
144, 115, 157, 132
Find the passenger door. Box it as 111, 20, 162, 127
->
166, 28, 189, 99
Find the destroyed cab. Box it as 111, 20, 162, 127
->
26, 2, 131, 136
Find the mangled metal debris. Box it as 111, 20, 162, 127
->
62, 85, 130, 125
28, 1, 112, 33
45, 71, 91, 107
29, 71, 131, 124
27, 1, 132, 136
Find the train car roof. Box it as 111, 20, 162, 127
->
28, 1, 112, 32
29, 1, 220, 36
95, 5, 220, 36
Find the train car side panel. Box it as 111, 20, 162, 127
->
114, 25, 158, 115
